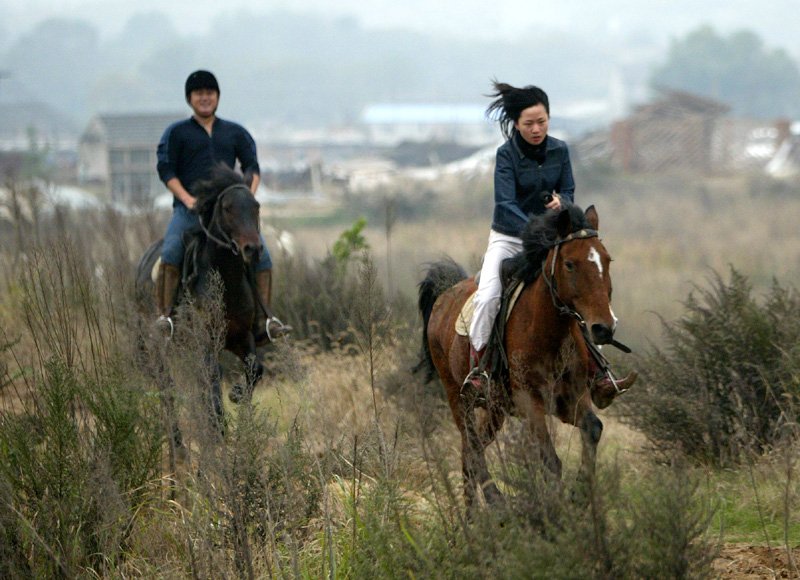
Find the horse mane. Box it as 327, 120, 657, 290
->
504, 204, 594, 284
191, 164, 248, 219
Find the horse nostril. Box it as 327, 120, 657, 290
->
243, 244, 263, 262
591, 323, 613, 345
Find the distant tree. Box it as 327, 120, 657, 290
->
650, 25, 800, 119
2, 18, 101, 121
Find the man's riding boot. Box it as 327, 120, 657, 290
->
155, 263, 181, 337
253, 269, 291, 347
588, 353, 638, 410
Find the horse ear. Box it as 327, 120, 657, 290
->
585, 205, 599, 230
556, 207, 573, 238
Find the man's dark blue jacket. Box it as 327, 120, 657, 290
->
157, 116, 260, 207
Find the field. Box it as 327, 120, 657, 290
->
1, 168, 799, 578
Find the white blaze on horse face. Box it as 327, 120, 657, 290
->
588, 247, 604, 278
587, 246, 617, 330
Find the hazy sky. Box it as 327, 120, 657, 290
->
3, 0, 800, 54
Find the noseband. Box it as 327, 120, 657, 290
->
197, 184, 255, 256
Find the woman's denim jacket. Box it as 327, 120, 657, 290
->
491, 134, 575, 237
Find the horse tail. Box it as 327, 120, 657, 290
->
412, 258, 468, 383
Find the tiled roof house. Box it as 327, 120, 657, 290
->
79, 113, 184, 205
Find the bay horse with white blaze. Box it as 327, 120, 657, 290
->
136, 166, 266, 442
416, 204, 617, 509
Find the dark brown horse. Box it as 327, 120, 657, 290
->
136, 166, 265, 440
416, 204, 616, 509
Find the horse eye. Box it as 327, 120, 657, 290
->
564, 260, 576, 272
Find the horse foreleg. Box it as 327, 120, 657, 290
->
576, 403, 603, 494
203, 349, 226, 438
228, 337, 264, 404
513, 390, 562, 478
244, 352, 264, 391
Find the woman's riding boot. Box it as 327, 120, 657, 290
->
253, 269, 291, 347
463, 345, 490, 399
155, 263, 181, 337
587, 353, 638, 409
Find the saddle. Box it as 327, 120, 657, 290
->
150, 228, 206, 297
455, 275, 525, 337
456, 264, 530, 391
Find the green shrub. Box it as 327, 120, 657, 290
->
617, 267, 800, 466
272, 220, 394, 352
0, 354, 164, 578
342, 458, 716, 580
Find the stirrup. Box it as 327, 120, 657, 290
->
462, 367, 490, 392
266, 316, 291, 342
155, 315, 174, 340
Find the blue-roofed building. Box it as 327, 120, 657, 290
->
361, 103, 495, 146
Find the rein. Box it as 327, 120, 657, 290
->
197, 184, 253, 255
541, 228, 632, 394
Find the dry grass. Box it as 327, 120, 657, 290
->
1, 169, 799, 577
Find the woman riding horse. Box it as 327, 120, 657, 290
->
417, 205, 625, 509
466, 81, 636, 400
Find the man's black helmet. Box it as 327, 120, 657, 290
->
185, 70, 219, 99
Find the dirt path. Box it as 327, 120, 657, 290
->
714, 543, 800, 579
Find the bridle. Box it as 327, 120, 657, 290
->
541, 228, 631, 394
542, 228, 600, 325
197, 184, 255, 256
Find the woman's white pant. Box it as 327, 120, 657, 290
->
469, 230, 524, 352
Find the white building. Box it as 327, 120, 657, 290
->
361, 103, 495, 146
79, 112, 184, 205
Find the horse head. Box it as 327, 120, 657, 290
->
548, 205, 616, 345
193, 165, 263, 264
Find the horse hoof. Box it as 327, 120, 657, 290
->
228, 384, 249, 404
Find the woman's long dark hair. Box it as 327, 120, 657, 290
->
486, 80, 550, 140
504, 204, 592, 284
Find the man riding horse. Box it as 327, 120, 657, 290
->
154, 70, 288, 344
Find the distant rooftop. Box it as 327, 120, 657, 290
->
83, 112, 186, 146
362, 104, 488, 125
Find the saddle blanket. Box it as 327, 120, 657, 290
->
455, 283, 525, 336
